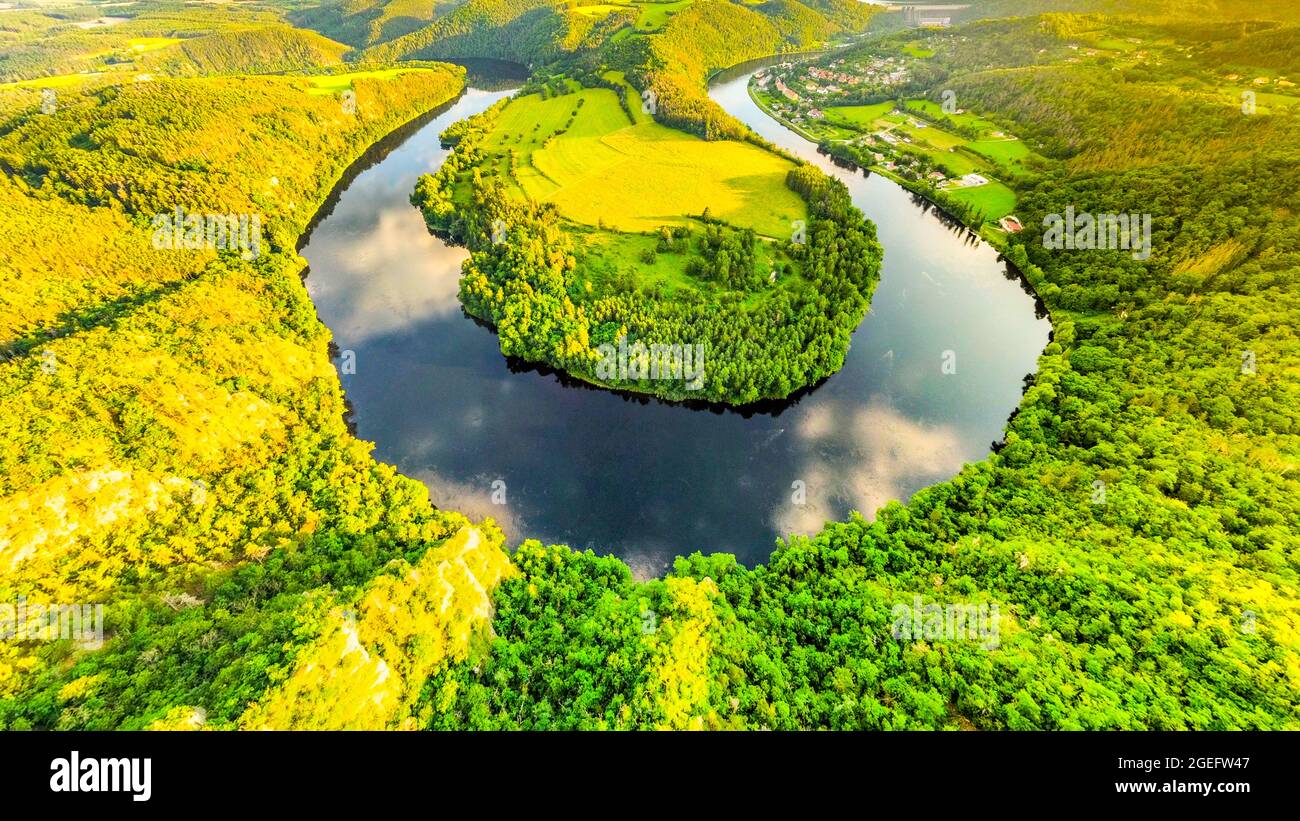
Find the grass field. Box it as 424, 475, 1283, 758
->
601, 70, 654, 124
895, 119, 965, 149
576, 226, 805, 301
633, 0, 693, 31
946, 180, 1017, 221
125, 37, 184, 54
903, 99, 998, 134
965, 137, 1033, 170
929, 148, 984, 177
1222, 88, 1300, 112
822, 102, 895, 128
477, 87, 806, 236
305, 68, 432, 94
1094, 37, 1141, 52
572, 2, 634, 18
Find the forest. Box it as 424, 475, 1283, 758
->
0, 0, 1297, 731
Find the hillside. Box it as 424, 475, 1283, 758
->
359, 0, 575, 64
0, 61, 472, 721
292, 0, 454, 48
353, 0, 879, 142
141, 25, 353, 76
0, 6, 283, 82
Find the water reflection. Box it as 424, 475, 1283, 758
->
301, 70, 1050, 570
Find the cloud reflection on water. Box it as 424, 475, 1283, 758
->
772, 398, 965, 539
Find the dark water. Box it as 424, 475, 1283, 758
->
302, 68, 1049, 576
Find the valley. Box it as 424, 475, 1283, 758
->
0, 0, 1296, 737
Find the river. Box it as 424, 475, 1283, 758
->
301, 65, 1049, 576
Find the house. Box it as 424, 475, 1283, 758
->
999, 215, 1024, 233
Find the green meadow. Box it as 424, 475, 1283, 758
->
964, 137, 1033, 170
574, 224, 803, 301
822, 101, 894, 129
475, 86, 806, 236
572, 3, 633, 15
903, 98, 998, 133
946, 180, 1017, 221
633, 0, 694, 31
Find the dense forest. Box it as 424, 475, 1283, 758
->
0, 1, 1297, 730
0, 30, 476, 722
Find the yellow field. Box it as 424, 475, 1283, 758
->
125, 37, 185, 53
480, 87, 806, 236
0, 73, 105, 90
306, 68, 432, 94
571, 3, 634, 17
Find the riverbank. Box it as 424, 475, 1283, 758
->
296, 73, 469, 253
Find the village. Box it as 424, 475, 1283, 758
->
754, 54, 913, 124
750, 59, 1029, 235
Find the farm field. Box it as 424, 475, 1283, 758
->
476, 87, 806, 235
305, 67, 436, 94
